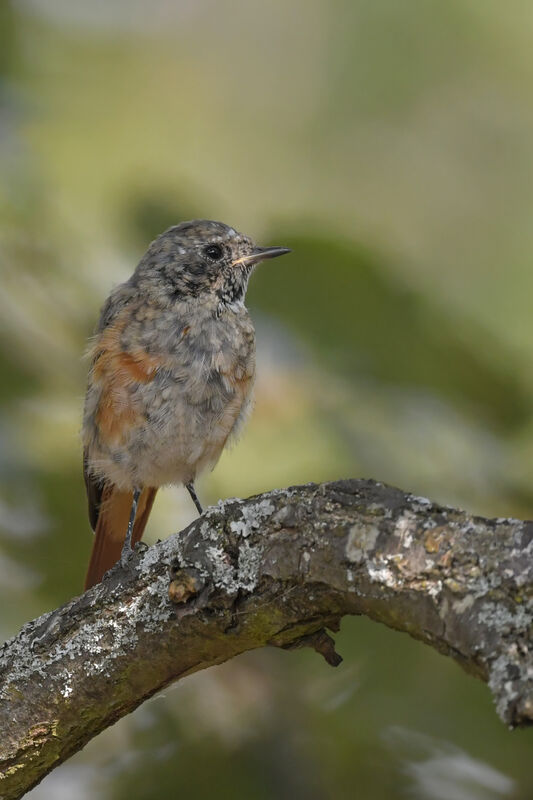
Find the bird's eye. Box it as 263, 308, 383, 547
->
204, 244, 223, 260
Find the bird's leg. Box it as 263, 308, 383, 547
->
122, 487, 141, 562
186, 482, 203, 515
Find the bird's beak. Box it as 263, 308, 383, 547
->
232, 246, 291, 268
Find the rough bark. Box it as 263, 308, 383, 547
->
0, 478, 532, 799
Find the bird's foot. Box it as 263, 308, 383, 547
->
120, 541, 134, 567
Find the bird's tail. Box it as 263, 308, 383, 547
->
84, 484, 157, 590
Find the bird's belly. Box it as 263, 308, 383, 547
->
99, 367, 253, 490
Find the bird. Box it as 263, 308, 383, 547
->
82, 219, 290, 590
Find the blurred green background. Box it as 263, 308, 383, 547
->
1, 1, 533, 797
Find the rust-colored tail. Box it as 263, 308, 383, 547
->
84, 485, 157, 590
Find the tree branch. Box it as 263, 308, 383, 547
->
1, 479, 532, 798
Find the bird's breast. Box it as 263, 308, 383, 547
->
160, 307, 256, 409
84, 301, 256, 489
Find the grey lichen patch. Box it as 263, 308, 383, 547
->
202, 495, 276, 544
229, 519, 248, 538
238, 539, 263, 591
170, 494, 280, 595
137, 542, 166, 572
228, 498, 276, 539
201, 536, 265, 595
0, 565, 175, 708
477, 601, 533, 634
345, 523, 379, 564
489, 654, 524, 724
204, 543, 238, 592
409, 494, 432, 507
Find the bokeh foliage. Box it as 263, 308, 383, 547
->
1, 1, 533, 797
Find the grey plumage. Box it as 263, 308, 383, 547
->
83, 219, 289, 496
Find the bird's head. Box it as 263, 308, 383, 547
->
133, 219, 290, 309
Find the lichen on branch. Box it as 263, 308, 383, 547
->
0, 479, 532, 799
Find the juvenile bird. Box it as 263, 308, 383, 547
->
82, 220, 290, 589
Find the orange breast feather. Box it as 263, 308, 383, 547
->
91, 320, 160, 445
